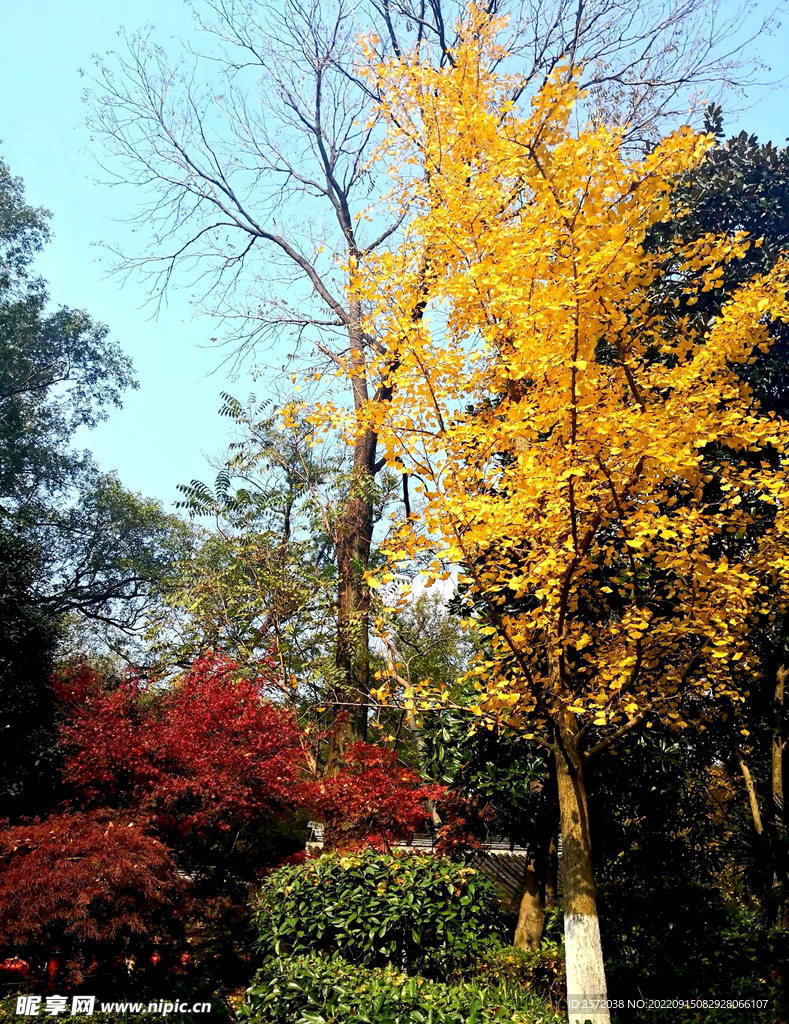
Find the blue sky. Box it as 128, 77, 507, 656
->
2, 0, 788, 510
2, 0, 227, 507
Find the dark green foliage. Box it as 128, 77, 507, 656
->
605, 913, 787, 1024
422, 710, 550, 847
0, 158, 49, 290
240, 954, 559, 1024
38, 472, 193, 649
0, 156, 135, 523
650, 108, 789, 418
590, 728, 724, 883
473, 944, 565, 1012
640, 110, 789, 905
0, 532, 61, 817
590, 729, 723, 989
586, 725, 789, 1017
252, 851, 506, 978
603, 889, 786, 1019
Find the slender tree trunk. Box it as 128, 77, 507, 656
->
405, 707, 442, 826
327, 310, 378, 771
730, 730, 764, 835
773, 667, 785, 824
773, 668, 788, 925
514, 770, 556, 950
555, 719, 609, 1024
328, 431, 376, 770
514, 858, 545, 951
545, 832, 559, 909
730, 706, 789, 922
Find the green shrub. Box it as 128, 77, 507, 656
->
474, 944, 565, 1011
240, 953, 561, 1024
252, 850, 506, 977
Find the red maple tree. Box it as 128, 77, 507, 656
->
0, 810, 180, 985
0, 655, 313, 986
311, 742, 444, 851
59, 654, 307, 835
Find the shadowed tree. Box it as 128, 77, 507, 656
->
643, 113, 789, 920
0, 533, 61, 819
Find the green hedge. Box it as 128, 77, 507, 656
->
474, 944, 565, 1010
252, 851, 506, 977
239, 954, 561, 1024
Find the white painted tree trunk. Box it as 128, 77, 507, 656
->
555, 722, 610, 1024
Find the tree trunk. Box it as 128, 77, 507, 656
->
405, 707, 442, 826
545, 832, 559, 909
773, 667, 788, 925
327, 416, 377, 772
514, 858, 545, 951
774, 666, 785, 823
555, 721, 609, 1024
514, 770, 557, 950
730, 730, 764, 835
324, 308, 382, 773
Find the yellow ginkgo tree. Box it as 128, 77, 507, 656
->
317, 11, 789, 1020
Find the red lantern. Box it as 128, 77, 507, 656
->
149, 952, 161, 966
179, 952, 192, 966
46, 958, 58, 990
0, 958, 29, 977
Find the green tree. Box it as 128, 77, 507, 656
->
50, 474, 194, 658
153, 395, 343, 702
0, 532, 61, 818
0, 155, 189, 655
649, 113, 789, 921
650, 106, 789, 419
0, 157, 134, 525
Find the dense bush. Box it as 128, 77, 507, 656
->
603, 898, 787, 1024
240, 954, 560, 1024
252, 850, 506, 977
599, 876, 788, 1016
474, 944, 565, 1011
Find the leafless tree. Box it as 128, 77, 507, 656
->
84, 0, 783, 757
